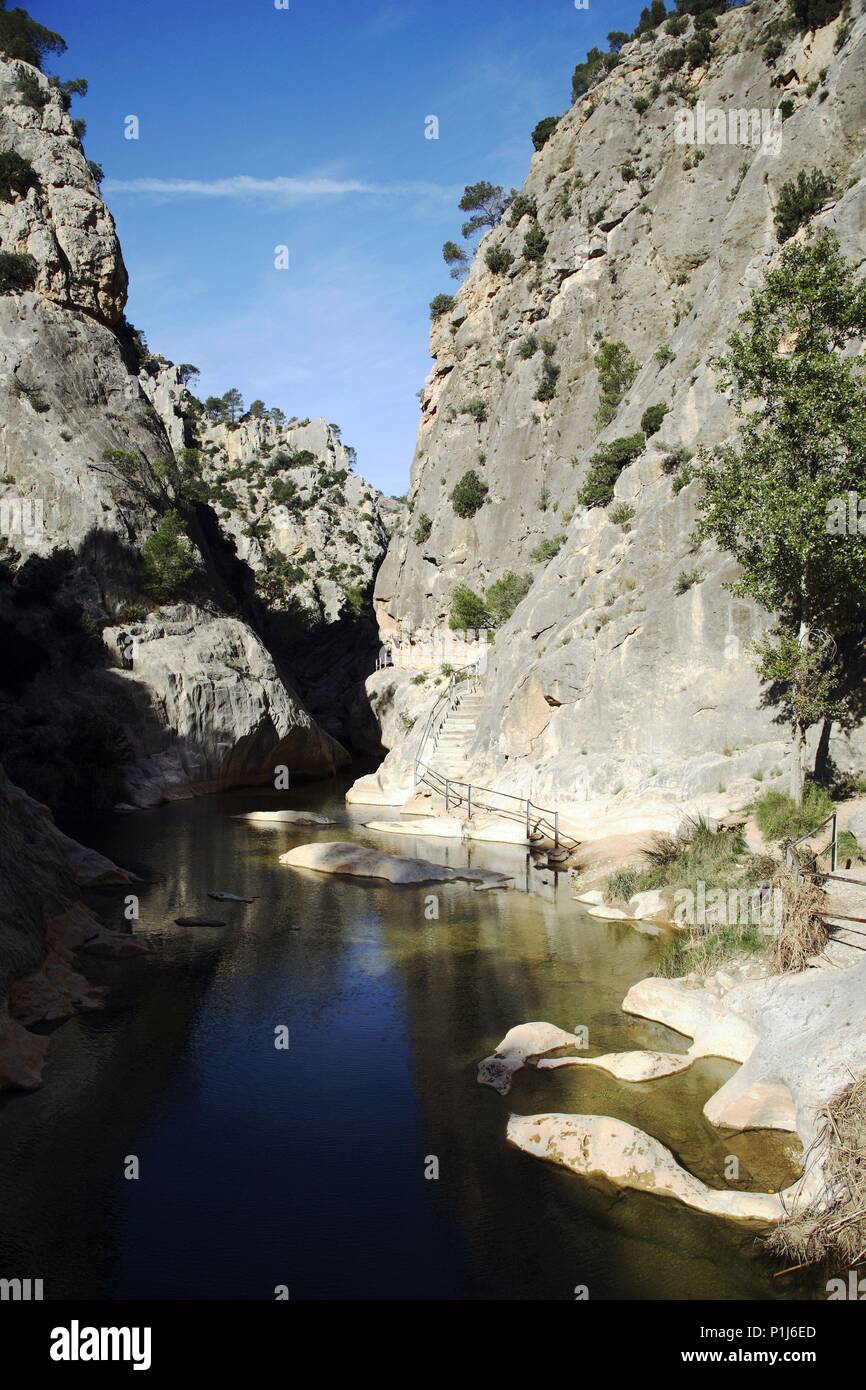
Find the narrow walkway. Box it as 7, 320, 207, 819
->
812, 869, 866, 970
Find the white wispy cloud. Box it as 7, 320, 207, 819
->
102, 174, 447, 202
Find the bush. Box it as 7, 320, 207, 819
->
594, 340, 639, 428
752, 784, 835, 843
665, 15, 689, 34
140, 511, 198, 602
523, 221, 548, 264
578, 434, 645, 509
774, 168, 836, 242
531, 116, 559, 151
485, 244, 514, 275
485, 571, 532, 626
763, 37, 784, 61
508, 194, 537, 226
450, 469, 488, 518
674, 568, 703, 594
464, 398, 487, 424
685, 33, 712, 67
633, 95, 651, 114
15, 68, 48, 109
449, 585, 489, 630
536, 346, 560, 402
0, 148, 38, 200
658, 45, 687, 74
0, 250, 37, 293
518, 334, 539, 359
606, 868, 641, 902
790, 0, 843, 29
609, 502, 636, 528
530, 535, 565, 563
640, 402, 669, 435
655, 345, 676, 366
413, 512, 432, 545
661, 445, 693, 474
429, 293, 455, 319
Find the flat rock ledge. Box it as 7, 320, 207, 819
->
477, 1022, 579, 1095
507, 1113, 786, 1223
279, 841, 513, 889
538, 1050, 693, 1082
232, 810, 337, 826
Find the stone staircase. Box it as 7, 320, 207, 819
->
811, 870, 866, 971
428, 691, 485, 783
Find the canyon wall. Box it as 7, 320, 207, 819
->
364, 0, 866, 830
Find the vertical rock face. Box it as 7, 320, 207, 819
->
198, 413, 394, 626
0, 58, 127, 324
367, 2, 866, 824
0, 53, 364, 806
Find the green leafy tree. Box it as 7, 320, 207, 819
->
640, 402, 669, 435
578, 434, 646, 508
485, 572, 532, 626
774, 167, 836, 243
449, 585, 489, 631
0, 148, 38, 200
248, 399, 266, 418
607, 31, 631, 51
442, 240, 469, 279
429, 293, 455, 320
790, 0, 843, 29
0, 2, 66, 69
484, 244, 514, 275
450, 469, 488, 517
140, 510, 199, 603
459, 182, 513, 238
695, 233, 866, 803
594, 340, 640, 427
221, 387, 244, 423
0, 249, 36, 292
523, 221, 548, 264
531, 116, 559, 151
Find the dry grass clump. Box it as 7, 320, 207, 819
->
767, 1074, 866, 1270
773, 866, 828, 973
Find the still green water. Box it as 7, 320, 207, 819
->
0, 775, 814, 1300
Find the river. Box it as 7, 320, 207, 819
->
0, 775, 813, 1300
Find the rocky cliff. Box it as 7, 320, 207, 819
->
0, 48, 388, 807
363, 0, 866, 830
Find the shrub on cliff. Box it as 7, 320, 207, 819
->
578, 434, 645, 509
594, 340, 640, 428
641, 402, 669, 435
789, 0, 843, 29
140, 511, 199, 603
523, 221, 548, 264
429, 293, 455, 320
0, 148, 38, 200
774, 168, 836, 242
413, 512, 432, 545
508, 194, 537, 227
459, 182, 513, 238
450, 470, 488, 517
486, 572, 532, 626
485, 244, 514, 275
531, 116, 558, 151
0, 250, 37, 292
449, 585, 489, 630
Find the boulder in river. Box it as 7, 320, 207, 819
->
279, 841, 513, 889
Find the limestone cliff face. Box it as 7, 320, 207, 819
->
199, 414, 393, 625
0, 53, 358, 806
368, 1, 866, 827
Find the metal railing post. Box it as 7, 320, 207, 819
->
445, 780, 450, 813
555, 811, 559, 849
831, 812, 838, 873
525, 801, 530, 840
467, 784, 472, 820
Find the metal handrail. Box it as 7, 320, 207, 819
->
785, 810, 838, 874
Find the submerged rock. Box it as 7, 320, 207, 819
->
477, 1021, 579, 1095
537, 1050, 692, 1082
232, 810, 337, 826
506, 1113, 785, 1223
279, 840, 513, 889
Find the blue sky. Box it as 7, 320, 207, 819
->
36, 0, 640, 494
